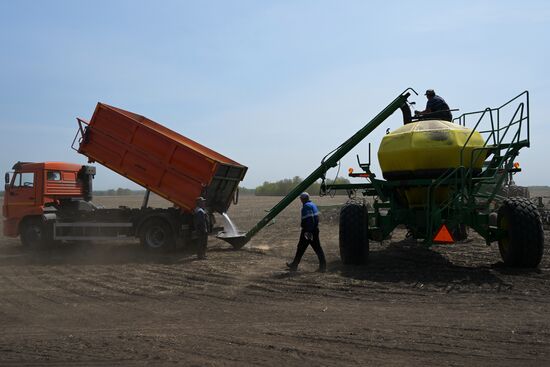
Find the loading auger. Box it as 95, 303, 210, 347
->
217, 88, 415, 248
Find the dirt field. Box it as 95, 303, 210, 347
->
1, 194, 549, 366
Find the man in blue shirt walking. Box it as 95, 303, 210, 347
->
287, 192, 327, 272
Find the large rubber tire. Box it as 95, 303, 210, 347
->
497, 197, 544, 268
339, 203, 369, 265
140, 218, 175, 252
20, 217, 53, 249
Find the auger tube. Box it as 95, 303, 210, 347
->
218, 90, 413, 248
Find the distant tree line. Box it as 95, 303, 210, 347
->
93, 188, 143, 196
252, 176, 351, 196
237, 187, 256, 196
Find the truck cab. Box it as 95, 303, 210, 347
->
3, 162, 92, 239
3, 161, 201, 251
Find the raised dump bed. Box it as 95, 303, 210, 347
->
74, 103, 247, 213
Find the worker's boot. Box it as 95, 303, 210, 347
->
315, 249, 326, 273
286, 262, 298, 271
287, 241, 307, 272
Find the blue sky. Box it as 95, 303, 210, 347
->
1, 1, 549, 189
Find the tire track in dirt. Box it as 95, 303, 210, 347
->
34, 265, 141, 302
1, 265, 135, 329
48, 264, 179, 300
261, 326, 548, 364
18, 265, 201, 325
0, 266, 68, 313
403, 324, 550, 352
0, 335, 144, 366
239, 234, 550, 300
205, 332, 363, 365
4, 243, 549, 308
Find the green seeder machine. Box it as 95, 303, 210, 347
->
219, 88, 544, 268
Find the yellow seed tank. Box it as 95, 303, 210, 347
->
378, 120, 486, 207
378, 120, 486, 180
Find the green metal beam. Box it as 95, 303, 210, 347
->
241, 90, 411, 242
324, 183, 371, 190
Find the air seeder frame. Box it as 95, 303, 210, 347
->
326, 90, 531, 247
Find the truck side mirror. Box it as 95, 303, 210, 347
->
4, 172, 9, 185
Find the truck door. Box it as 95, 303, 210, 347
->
4, 171, 37, 218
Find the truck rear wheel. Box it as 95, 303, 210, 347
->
20, 217, 53, 249
497, 197, 544, 267
140, 218, 175, 252
339, 203, 369, 265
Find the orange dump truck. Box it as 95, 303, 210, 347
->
2, 103, 247, 250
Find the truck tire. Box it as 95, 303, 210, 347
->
497, 197, 544, 268
20, 217, 53, 249
140, 218, 175, 252
339, 203, 369, 265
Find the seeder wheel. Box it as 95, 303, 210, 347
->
497, 197, 544, 267
339, 203, 369, 265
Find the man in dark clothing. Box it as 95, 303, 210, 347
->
286, 192, 327, 272
415, 89, 453, 121
194, 196, 209, 260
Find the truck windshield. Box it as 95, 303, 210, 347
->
12, 172, 34, 188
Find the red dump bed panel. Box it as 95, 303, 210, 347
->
77, 103, 247, 213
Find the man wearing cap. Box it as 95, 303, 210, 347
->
194, 196, 209, 259
415, 89, 453, 121
286, 192, 327, 272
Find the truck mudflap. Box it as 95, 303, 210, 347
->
3, 218, 19, 237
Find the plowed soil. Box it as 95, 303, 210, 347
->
1, 194, 549, 366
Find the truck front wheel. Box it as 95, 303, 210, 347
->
140, 218, 175, 252
20, 217, 52, 249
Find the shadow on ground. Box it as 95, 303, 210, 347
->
0, 241, 208, 266
328, 239, 515, 289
